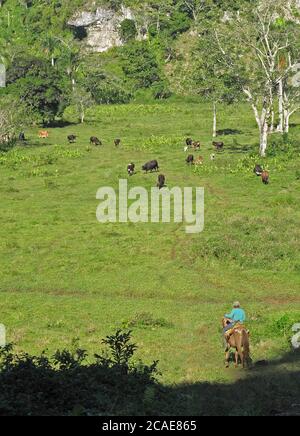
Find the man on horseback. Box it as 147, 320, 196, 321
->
222, 302, 250, 368
223, 301, 246, 337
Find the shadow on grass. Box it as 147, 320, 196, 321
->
217, 129, 243, 136
158, 350, 300, 416
46, 120, 77, 128
227, 143, 254, 154
0, 338, 299, 416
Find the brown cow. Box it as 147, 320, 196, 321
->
261, 171, 269, 185
193, 141, 201, 150
39, 131, 49, 139
90, 136, 102, 146
213, 141, 224, 151
194, 156, 204, 166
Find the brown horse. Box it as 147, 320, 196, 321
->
222, 318, 251, 369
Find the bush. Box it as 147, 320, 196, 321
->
127, 312, 173, 329
122, 42, 161, 89
86, 73, 132, 104
152, 81, 172, 100
120, 19, 137, 43
0, 330, 159, 416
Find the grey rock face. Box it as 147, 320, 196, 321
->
68, 6, 139, 53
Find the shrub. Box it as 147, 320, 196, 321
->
152, 81, 172, 100
86, 73, 132, 104
122, 42, 161, 89
128, 312, 173, 329
120, 19, 137, 43
0, 330, 159, 416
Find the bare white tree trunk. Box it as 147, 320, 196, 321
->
277, 79, 284, 133
80, 104, 85, 124
260, 120, 269, 157
243, 88, 270, 157
213, 102, 217, 138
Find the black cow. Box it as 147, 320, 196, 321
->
186, 154, 194, 165
213, 141, 224, 151
114, 138, 121, 147
127, 163, 135, 176
186, 138, 193, 147
157, 174, 166, 190
142, 160, 159, 173
19, 132, 26, 142
68, 135, 77, 144
254, 164, 263, 176
90, 136, 102, 146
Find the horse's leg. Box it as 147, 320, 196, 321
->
235, 351, 239, 368
234, 332, 244, 368
225, 345, 230, 368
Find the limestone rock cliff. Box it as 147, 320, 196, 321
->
68, 6, 143, 53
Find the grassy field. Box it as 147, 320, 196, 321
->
0, 101, 300, 412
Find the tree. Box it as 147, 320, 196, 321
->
0, 95, 32, 143
122, 41, 161, 89
177, 0, 206, 23
212, 0, 300, 156
193, 28, 240, 137
71, 86, 94, 124
12, 62, 70, 125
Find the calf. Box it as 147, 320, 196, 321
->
114, 138, 121, 147
210, 154, 216, 161
19, 132, 26, 142
213, 141, 224, 151
193, 141, 201, 150
261, 171, 269, 185
68, 135, 77, 144
254, 164, 263, 176
186, 155, 194, 165
194, 156, 204, 166
186, 138, 193, 147
39, 131, 49, 139
142, 160, 159, 173
157, 174, 166, 190
127, 163, 135, 176
90, 136, 102, 146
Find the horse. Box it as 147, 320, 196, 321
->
222, 318, 251, 369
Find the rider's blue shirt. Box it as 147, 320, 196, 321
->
225, 308, 246, 323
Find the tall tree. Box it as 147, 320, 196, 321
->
212, 0, 300, 156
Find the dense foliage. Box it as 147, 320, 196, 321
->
0, 330, 159, 416
0, 0, 258, 109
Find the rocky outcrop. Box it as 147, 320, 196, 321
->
68, 6, 142, 52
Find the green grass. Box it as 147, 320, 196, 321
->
0, 101, 300, 394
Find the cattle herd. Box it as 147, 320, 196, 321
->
1, 131, 270, 186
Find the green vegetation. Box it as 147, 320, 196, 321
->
0, 0, 300, 416
0, 102, 299, 409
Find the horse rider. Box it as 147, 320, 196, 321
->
223, 301, 246, 343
